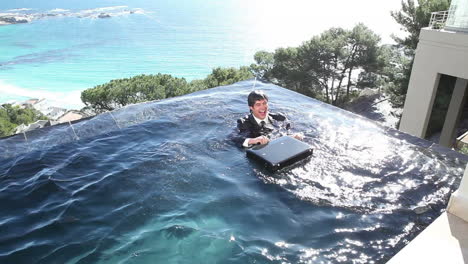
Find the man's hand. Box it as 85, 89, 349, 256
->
249, 136, 269, 145
292, 133, 304, 141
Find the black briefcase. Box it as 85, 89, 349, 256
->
246, 136, 313, 171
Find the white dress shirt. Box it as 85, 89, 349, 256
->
242, 115, 270, 147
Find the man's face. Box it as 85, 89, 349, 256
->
250, 99, 268, 119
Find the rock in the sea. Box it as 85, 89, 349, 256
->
0, 16, 29, 24
98, 13, 111, 19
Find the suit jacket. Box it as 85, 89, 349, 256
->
235, 112, 290, 147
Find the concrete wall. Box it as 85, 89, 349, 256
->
447, 163, 468, 222
399, 28, 468, 138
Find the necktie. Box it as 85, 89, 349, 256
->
260, 121, 266, 129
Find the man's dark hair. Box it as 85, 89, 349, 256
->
247, 90, 268, 107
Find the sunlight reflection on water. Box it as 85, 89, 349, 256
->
0, 80, 467, 263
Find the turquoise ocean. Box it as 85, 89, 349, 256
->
0, 0, 402, 108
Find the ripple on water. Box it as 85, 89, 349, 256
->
0, 80, 466, 263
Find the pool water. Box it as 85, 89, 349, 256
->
0, 80, 466, 263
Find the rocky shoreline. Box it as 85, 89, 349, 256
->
0, 14, 33, 25
3, 97, 90, 135
0, 6, 144, 25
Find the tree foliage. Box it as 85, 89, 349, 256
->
387, 0, 451, 111
391, 0, 451, 55
81, 73, 192, 113
270, 47, 310, 95
250, 51, 275, 80
204, 66, 253, 88
252, 24, 382, 106
0, 104, 48, 137
81, 67, 253, 113
382, 48, 413, 108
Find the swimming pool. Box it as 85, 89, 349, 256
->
0, 80, 466, 263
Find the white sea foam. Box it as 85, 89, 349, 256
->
132, 8, 145, 14
0, 80, 84, 109
0, 12, 21, 16
90, 6, 129, 12
49, 9, 70, 13
71, 6, 144, 19
78, 6, 127, 15
6, 8, 32, 12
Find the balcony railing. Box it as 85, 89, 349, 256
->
429, 11, 449, 29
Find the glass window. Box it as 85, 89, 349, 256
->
446, 0, 468, 31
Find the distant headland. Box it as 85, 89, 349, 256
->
0, 6, 144, 25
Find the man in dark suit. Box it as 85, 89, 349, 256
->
236, 90, 302, 147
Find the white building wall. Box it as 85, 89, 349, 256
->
447, 163, 468, 222
399, 28, 468, 138
391, 26, 468, 264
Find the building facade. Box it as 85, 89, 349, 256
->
399, 0, 468, 148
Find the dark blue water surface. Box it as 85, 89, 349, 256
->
1, 80, 467, 263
